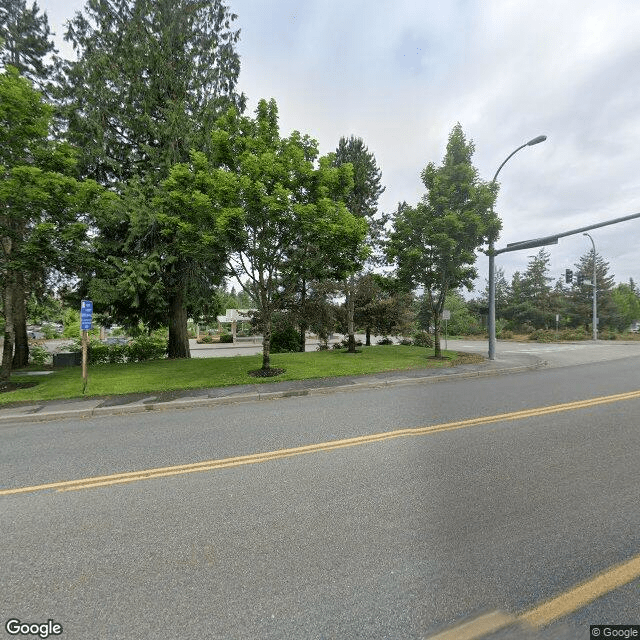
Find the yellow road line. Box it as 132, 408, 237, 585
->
520, 553, 640, 627
425, 552, 640, 639
426, 611, 517, 640
2, 388, 640, 497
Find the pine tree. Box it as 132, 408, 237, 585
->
60, 0, 246, 358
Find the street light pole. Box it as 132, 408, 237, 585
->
583, 233, 598, 340
488, 135, 547, 360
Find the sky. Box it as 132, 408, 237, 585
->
41, 0, 640, 296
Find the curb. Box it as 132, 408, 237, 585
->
0, 359, 547, 425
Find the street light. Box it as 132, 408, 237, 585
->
488, 134, 547, 360
583, 233, 598, 340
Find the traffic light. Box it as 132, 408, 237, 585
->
565, 269, 573, 284
576, 273, 584, 286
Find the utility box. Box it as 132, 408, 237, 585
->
53, 352, 82, 367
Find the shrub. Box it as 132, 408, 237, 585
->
399, 338, 413, 346
412, 331, 433, 348
219, 334, 234, 343
29, 344, 50, 366
128, 335, 166, 362
270, 326, 302, 353
376, 337, 394, 345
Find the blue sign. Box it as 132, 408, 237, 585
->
81, 300, 93, 330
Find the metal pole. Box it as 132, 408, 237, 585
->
583, 233, 597, 340
487, 135, 546, 360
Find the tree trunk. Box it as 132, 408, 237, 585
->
365, 326, 371, 346
346, 276, 356, 353
12, 273, 29, 368
262, 310, 271, 370
167, 289, 190, 358
1, 269, 16, 384
433, 315, 441, 358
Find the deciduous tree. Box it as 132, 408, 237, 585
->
211, 99, 367, 372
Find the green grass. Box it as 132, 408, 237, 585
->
2, 345, 484, 405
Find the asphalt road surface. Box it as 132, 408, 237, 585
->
1, 351, 639, 639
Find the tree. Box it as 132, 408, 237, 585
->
211, 99, 368, 372
84, 152, 243, 357
1, 0, 56, 366
611, 279, 640, 332
387, 124, 498, 357
59, 0, 246, 357
509, 249, 555, 329
1, 68, 94, 383
332, 135, 385, 352
59, 0, 244, 186
0, 0, 55, 88
352, 273, 414, 344
566, 250, 616, 331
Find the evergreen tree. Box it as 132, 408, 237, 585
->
0, 0, 55, 88
387, 124, 498, 357
332, 135, 385, 353
566, 250, 616, 331
59, 0, 245, 186
60, 0, 246, 357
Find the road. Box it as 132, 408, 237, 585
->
1, 349, 640, 639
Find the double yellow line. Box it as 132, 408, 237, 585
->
2, 388, 640, 496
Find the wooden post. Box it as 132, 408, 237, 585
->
82, 329, 88, 394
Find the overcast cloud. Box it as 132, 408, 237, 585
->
43, 0, 640, 294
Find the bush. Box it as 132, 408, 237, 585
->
412, 331, 433, 348
270, 326, 302, 353
219, 334, 234, 343
376, 337, 394, 345
67, 335, 166, 363
128, 335, 166, 362
197, 334, 216, 344
29, 344, 50, 366
399, 338, 413, 346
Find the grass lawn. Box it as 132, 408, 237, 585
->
2, 345, 484, 405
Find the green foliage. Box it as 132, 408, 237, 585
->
219, 334, 234, 343
1, 67, 98, 381
68, 334, 166, 364
443, 290, 482, 335
213, 99, 368, 369
412, 331, 433, 348
376, 337, 394, 345
387, 124, 498, 356
0, 0, 55, 86
59, 0, 244, 185
28, 343, 49, 366
62, 308, 80, 339
270, 326, 303, 353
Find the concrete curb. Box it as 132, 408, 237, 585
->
0, 358, 547, 425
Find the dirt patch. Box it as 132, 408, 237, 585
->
0, 381, 38, 393
248, 368, 286, 378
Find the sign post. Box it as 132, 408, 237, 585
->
80, 300, 93, 393
442, 309, 451, 351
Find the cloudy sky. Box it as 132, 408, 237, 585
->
42, 0, 640, 295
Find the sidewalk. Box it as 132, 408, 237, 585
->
0, 351, 546, 425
